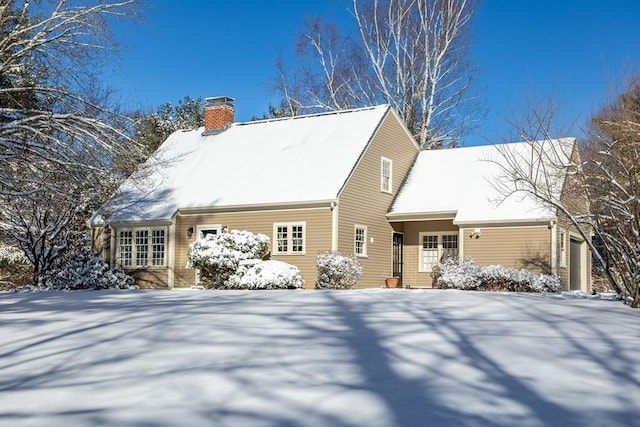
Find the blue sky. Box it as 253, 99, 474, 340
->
110, 0, 640, 146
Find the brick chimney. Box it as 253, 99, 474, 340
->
204, 96, 235, 133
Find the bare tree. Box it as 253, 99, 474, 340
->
0, 0, 142, 284
583, 77, 639, 307
492, 88, 639, 307
0, 165, 114, 285
275, 0, 482, 149
0, 0, 140, 190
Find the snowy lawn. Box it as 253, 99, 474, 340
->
1, 289, 638, 427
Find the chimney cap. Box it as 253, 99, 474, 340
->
206, 96, 235, 107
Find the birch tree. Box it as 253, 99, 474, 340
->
276, 0, 481, 149
0, 0, 141, 284
492, 83, 640, 307
583, 77, 639, 308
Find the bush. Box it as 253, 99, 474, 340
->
187, 229, 270, 289
435, 259, 560, 293
46, 250, 136, 290
227, 260, 304, 289
315, 251, 363, 289
0, 244, 33, 289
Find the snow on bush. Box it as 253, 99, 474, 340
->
434, 259, 560, 293
0, 245, 29, 266
315, 251, 363, 289
46, 250, 136, 290
187, 229, 271, 289
227, 260, 304, 289
0, 244, 32, 289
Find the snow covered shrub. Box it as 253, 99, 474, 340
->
47, 250, 136, 290
435, 259, 560, 293
227, 260, 304, 289
0, 244, 32, 289
315, 251, 363, 289
0, 245, 29, 265
432, 258, 482, 289
187, 229, 270, 289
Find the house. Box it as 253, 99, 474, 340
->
92, 97, 420, 288
92, 97, 591, 292
387, 138, 591, 291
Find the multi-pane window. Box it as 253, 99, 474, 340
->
117, 227, 166, 267
291, 225, 304, 253
442, 234, 458, 261
273, 223, 305, 255
419, 233, 459, 271
197, 225, 221, 241
135, 230, 149, 266
276, 225, 288, 253
151, 229, 166, 266
421, 235, 439, 271
355, 225, 367, 257
381, 157, 392, 193
119, 230, 133, 267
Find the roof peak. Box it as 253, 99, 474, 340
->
235, 104, 389, 127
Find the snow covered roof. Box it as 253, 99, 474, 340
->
388, 138, 576, 224
100, 105, 391, 223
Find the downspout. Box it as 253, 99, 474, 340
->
550, 219, 557, 275
331, 201, 339, 251
167, 216, 176, 289
109, 227, 116, 269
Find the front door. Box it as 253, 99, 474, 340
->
392, 232, 404, 287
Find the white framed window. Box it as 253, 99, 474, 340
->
197, 224, 222, 240
273, 222, 306, 255
117, 227, 166, 268
559, 230, 567, 268
381, 157, 392, 193
419, 232, 459, 272
354, 225, 367, 257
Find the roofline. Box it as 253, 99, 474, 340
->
104, 219, 174, 228
234, 104, 388, 127
176, 199, 337, 215
387, 211, 556, 227
386, 210, 457, 222
453, 217, 557, 227
336, 106, 391, 199
387, 107, 421, 152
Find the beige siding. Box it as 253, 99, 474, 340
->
337, 110, 419, 288
174, 208, 333, 288
401, 222, 552, 288
127, 268, 170, 289
91, 226, 110, 261
463, 225, 551, 273
400, 220, 458, 288
555, 142, 592, 291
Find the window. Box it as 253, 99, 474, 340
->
117, 227, 166, 267
381, 157, 392, 193
419, 233, 458, 271
354, 225, 367, 257
273, 223, 305, 255
151, 229, 165, 266
119, 230, 133, 267
560, 230, 567, 268
197, 225, 221, 240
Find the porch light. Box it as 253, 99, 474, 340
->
187, 227, 194, 238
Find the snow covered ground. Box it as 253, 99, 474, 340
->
1, 289, 638, 427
